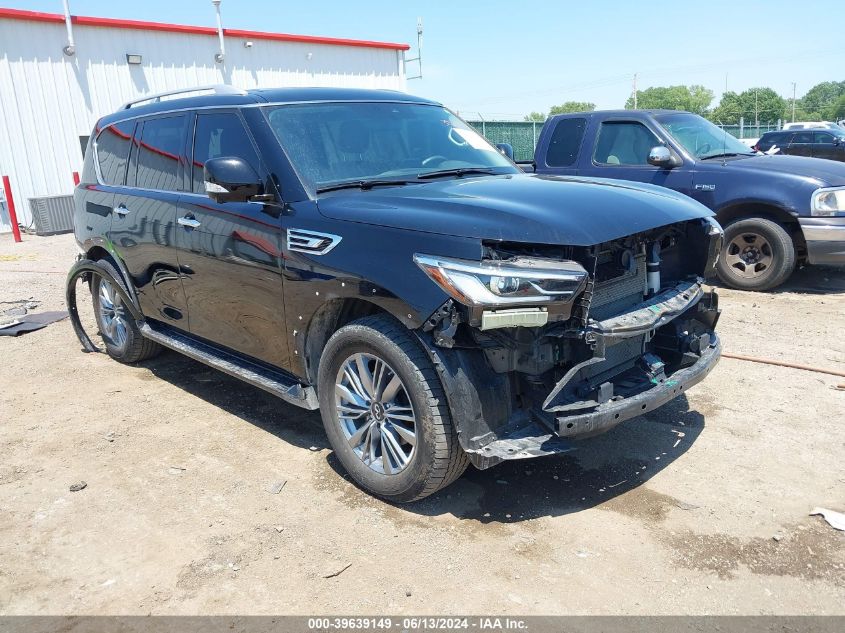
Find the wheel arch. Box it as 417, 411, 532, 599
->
82, 242, 143, 310
714, 202, 806, 258
303, 298, 394, 387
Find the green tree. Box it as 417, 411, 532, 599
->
711, 87, 786, 125
799, 81, 845, 119
523, 111, 546, 122
831, 94, 845, 120
624, 85, 713, 116
548, 101, 595, 115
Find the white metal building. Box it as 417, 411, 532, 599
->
0, 6, 409, 232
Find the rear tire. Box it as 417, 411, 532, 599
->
716, 217, 795, 291
91, 259, 162, 363
317, 314, 468, 503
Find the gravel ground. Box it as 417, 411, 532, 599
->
0, 232, 843, 615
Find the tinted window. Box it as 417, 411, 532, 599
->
96, 121, 133, 185
814, 132, 837, 143
135, 115, 187, 191
594, 121, 660, 165
192, 112, 260, 194
546, 118, 586, 167
791, 132, 813, 144
758, 132, 787, 149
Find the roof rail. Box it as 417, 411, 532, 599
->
120, 84, 247, 110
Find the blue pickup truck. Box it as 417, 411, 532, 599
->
519, 110, 845, 290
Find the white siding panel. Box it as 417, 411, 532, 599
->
0, 18, 405, 229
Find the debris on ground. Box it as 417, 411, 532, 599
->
266, 480, 287, 495
810, 507, 845, 531
167, 466, 186, 475
0, 310, 68, 336
69, 481, 87, 492
675, 500, 701, 511
322, 562, 352, 579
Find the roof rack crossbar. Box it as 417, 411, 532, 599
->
120, 84, 247, 110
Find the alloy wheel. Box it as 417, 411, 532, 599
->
98, 279, 128, 350
334, 352, 417, 475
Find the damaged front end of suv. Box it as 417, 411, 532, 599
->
412, 215, 723, 469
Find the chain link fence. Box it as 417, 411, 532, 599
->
467, 121, 542, 162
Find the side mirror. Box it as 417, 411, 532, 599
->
496, 143, 514, 160
648, 145, 679, 168
203, 157, 264, 203
833, 138, 841, 146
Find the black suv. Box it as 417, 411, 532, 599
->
754, 128, 845, 161
70, 86, 723, 502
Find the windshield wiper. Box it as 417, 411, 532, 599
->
416, 167, 496, 180
700, 152, 754, 160
316, 178, 416, 193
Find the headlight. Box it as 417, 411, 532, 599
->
811, 187, 845, 216
413, 253, 588, 307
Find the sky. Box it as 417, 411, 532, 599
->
5, 0, 843, 119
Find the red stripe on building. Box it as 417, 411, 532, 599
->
0, 7, 410, 51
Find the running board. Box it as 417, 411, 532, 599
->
140, 323, 319, 410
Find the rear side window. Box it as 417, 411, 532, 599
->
135, 115, 187, 191
758, 132, 785, 149
791, 132, 813, 144
546, 118, 586, 167
191, 112, 260, 194
95, 121, 133, 186
593, 121, 660, 166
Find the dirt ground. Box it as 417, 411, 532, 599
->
1, 232, 843, 616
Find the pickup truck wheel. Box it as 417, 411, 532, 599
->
91, 259, 162, 363
317, 314, 469, 503
716, 218, 795, 291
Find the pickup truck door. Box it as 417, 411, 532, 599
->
812, 131, 844, 161
578, 119, 694, 197
787, 131, 814, 157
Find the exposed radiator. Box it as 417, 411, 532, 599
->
589, 256, 646, 321
28, 195, 75, 236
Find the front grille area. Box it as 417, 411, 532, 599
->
589, 256, 646, 321
583, 255, 648, 378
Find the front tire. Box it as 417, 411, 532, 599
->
317, 314, 468, 503
716, 217, 795, 291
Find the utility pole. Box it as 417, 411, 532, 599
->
632, 73, 638, 109
406, 18, 423, 80
791, 82, 797, 122
754, 89, 759, 128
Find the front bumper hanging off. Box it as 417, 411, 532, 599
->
424, 280, 721, 470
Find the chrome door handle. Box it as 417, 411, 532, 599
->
177, 216, 201, 229
113, 205, 130, 216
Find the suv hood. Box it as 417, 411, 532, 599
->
700, 154, 845, 186
316, 174, 713, 246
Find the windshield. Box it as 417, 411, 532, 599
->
655, 112, 755, 159
263, 102, 517, 191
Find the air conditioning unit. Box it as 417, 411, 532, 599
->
28, 195, 75, 236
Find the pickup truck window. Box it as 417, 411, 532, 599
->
264, 102, 517, 191
547, 118, 586, 167
593, 121, 659, 166
655, 112, 754, 159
